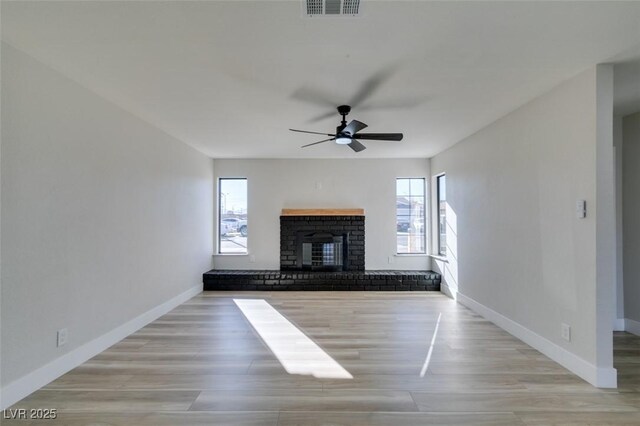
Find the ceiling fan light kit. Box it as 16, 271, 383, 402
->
290, 105, 403, 153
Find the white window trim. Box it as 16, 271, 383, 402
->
431, 172, 447, 259
395, 177, 427, 255
217, 177, 248, 255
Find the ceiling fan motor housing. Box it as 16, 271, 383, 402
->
337, 105, 351, 116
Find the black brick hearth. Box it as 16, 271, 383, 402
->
203, 270, 441, 291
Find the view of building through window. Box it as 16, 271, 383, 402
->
437, 174, 446, 255
396, 178, 426, 254
219, 178, 247, 254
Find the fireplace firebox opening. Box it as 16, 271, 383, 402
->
297, 232, 348, 271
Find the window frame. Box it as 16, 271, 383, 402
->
436, 174, 446, 256
395, 177, 427, 255
218, 177, 248, 255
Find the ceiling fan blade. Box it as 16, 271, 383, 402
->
348, 139, 367, 152
290, 129, 336, 136
301, 138, 335, 148
307, 110, 338, 123
291, 87, 338, 108
358, 96, 428, 111
353, 133, 403, 141
350, 66, 396, 107
343, 120, 368, 136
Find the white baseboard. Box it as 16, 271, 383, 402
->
0, 285, 202, 410
613, 318, 626, 332
625, 318, 640, 336
457, 293, 617, 389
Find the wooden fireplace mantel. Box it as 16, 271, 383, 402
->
281, 208, 364, 216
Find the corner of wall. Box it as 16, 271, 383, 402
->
439, 280, 457, 301
626, 318, 640, 337
622, 112, 640, 328
595, 64, 616, 371
0, 3, 4, 409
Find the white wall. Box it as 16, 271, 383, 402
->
213, 159, 431, 271
431, 66, 616, 387
623, 112, 640, 329
0, 44, 213, 403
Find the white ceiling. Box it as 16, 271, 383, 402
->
3, 1, 640, 158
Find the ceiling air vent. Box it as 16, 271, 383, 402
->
304, 0, 361, 17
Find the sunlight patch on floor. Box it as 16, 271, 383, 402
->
420, 312, 442, 377
234, 299, 353, 379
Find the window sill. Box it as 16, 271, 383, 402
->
429, 254, 448, 262
213, 253, 249, 256
395, 253, 428, 257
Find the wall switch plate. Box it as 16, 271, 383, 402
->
388, 256, 394, 264
576, 200, 587, 219
315, 182, 322, 190
561, 323, 571, 342
57, 328, 68, 347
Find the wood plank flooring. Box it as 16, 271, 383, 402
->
5, 292, 640, 425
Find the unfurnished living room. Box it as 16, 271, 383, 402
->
2, 1, 640, 425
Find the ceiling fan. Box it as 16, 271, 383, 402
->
290, 105, 403, 152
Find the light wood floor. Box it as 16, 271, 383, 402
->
6, 292, 640, 425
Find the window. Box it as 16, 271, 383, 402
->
437, 174, 446, 256
396, 178, 426, 254
219, 178, 247, 254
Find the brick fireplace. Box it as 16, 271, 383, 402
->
280, 209, 365, 271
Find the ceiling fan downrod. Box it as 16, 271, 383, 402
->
337, 105, 351, 132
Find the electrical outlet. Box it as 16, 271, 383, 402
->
561, 323, 571, 342
388, 256, 394, 264
249, 255, 256, 263
57, 328, 68, 347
